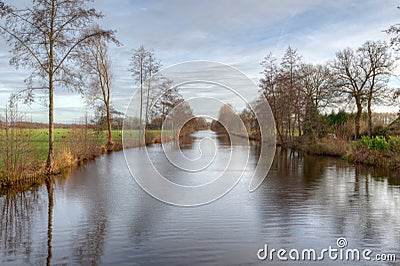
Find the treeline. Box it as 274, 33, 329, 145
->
257, 41, 396, 145
213, 40, 399, 147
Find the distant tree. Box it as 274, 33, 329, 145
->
240, 105, 259, 136
161, 94, 194, 137
91, 105, 124, 131
260, 53, 285, 143
149, 78, 178, 123
280, 46, 302, 137
129, 46, 160, 145
299, 63, 331, 136
0, 0, 116, 173
217, 104, 244, 136
82, 33, 119, 151
259, 47, 303, 144
144, 53, 161, 127
386, 10, 400, 52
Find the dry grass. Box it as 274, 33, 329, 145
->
54, 148, 77, 169
345, 145, 400, 169
301, 136, 348, 157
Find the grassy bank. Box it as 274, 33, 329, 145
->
28, 129, 165, 161
0, 129, 164, 191
293, 135, 400, 169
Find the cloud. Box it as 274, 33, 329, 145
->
0, 0, 399, 122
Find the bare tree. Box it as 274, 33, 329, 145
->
386, 10, 400, 52
0, 0, 115, 173
330, 48, 367, 139
358, 41, 394, 137
82, 32, 118, 151
260, 47, 303, 144
260, 53, 285, 143
299, 63, 331, 136
299, 63, 331, 109
330, 41, 394, 138
144, 53, 161, 127
148, 78, 176, 123
280, 46, 302, 137
129, 46, 161, 144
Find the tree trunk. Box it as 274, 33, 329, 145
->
145, 77, 151, 129
367, 74, 375, 138
367, 96, 372, 138
46, 77, 55, 173
354, 99, 362, 139
297, 112, 301, 137
46, 177, 54, 266
139, 61, 143, 146
46, 2, 55, 173
105, 103, 114, 152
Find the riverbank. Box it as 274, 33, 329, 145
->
214, 127, 400, 170
288, 135, 400, 169
2, 139, 399, 265
0, 129, 165, 192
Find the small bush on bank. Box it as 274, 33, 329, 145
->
358, 136, 400, 152
0, 100, 39, 184
359, 136, 390, 151
388, 136, 400, 152
345, 135, 400, 168
54, 148, 76, 169
66, 126, 102, 162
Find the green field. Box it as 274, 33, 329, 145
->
2, 129, 164, 162
0, 128, 168, 185
37, 129, 168, 160
28, 129, 122, 161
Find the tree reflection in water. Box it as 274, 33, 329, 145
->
0, 177, 57, 265
45, 178, 54, 266
0, 186, 41, 261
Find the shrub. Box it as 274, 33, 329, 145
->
359, 136, 391, 151
65, 116, 102, 163
388, 136, 400, 152
0, 100, 35, 183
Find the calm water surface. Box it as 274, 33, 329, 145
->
1, 130, 399, 265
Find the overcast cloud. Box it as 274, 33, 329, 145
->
0, 0, 398, 122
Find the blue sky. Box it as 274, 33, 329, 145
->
0, 0, 399, 122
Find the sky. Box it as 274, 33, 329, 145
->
0, 0, 399, 123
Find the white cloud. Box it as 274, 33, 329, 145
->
0, 0, 399, 122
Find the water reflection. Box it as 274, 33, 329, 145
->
45, 178, 54, 266
0, 188, 40, 259
0, 132, 399, 265
255, 147, 400, 255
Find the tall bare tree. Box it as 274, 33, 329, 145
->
330, 41, 394, 138
0, 0, 115, 173
260, 53, 286, 143
299, 63, 331, 136
280, 46, 302, 137
82, 32, 118, 151
260, 48, 303, 144
129, 46, 160, 145
144, 52, 161, 127
387, 11, 400, 121
358, 41, 393, 137
330, 48, 367, 139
